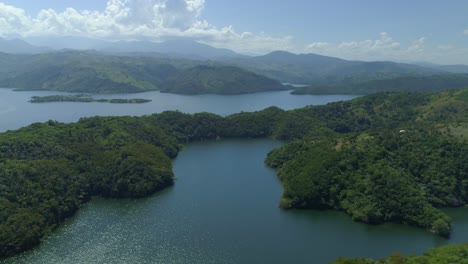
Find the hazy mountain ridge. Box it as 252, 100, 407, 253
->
0, 51, 283, 94
100, 39, 241, 59
21, 36, 242, 59
225, 50, 445, 85
1, 38, 467, 94
0, 38, 50, 54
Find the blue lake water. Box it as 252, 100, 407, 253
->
0, 88, 357, 132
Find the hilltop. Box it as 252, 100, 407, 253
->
160, 65, 287, 94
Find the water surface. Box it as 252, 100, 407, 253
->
0, 88, 357, 132
2, 140, 467, 264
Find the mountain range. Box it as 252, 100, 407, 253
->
0, 38, 50, 54
1, 37, 468, 94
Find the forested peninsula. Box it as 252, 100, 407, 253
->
0, 88, 467, 257
292, 74, 468, 95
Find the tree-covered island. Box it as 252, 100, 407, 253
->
29, 94, 151, 104
0, 88, 467, 257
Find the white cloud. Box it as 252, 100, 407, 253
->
305, 33, 468, 64
407, 37, 426, 54
464, 29, 468, 35
0, 0, 292, 53
306, 32, 408, 61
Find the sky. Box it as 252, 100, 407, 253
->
0, 0, 467, 64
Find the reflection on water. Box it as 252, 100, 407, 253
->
2, 139, 467, 264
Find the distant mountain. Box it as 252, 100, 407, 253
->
224, 50, 443, 85
0, 49, 457, 95
0, 38, 49, 54
160, 65, 286, 94
24, 36, 241, 59
437, 64, 468, 73
24, 35, 109, 50
0, 51, 179, 93
101, 38, 241, 59
0, 51, 282, 94
416, 62, 468, 74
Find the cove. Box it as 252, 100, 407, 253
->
2, 139, 467, 264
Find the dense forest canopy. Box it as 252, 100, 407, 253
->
332, 243, 468, 264
0, 88, 466, 257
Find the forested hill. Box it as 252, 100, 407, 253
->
159, 65, 286, 94
292, 74, 468, 95
225, 50, 441, 85
0, 50, 462, 95
0, 88, 466, 257
332, 243, 468, 264
0, 51, 178, 93
0, 51, 283, 94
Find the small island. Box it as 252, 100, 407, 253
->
29, 94, 152, 104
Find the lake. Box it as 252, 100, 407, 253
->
0, 89, 466, 263
2, 139, 467, 264
0, 88, 357, 132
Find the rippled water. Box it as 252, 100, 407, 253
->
2, 140, 467, 264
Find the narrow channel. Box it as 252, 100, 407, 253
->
2, 139, 467, 264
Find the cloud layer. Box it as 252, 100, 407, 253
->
0, 0, 292, 53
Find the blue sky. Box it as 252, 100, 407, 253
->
1, 0, 467, 63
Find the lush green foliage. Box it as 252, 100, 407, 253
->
0, 88, 466, 257
160, 65, 286, 94
29, 94, 151, 104
332, 243, 468, 264
292, 74, 468, 95
266, 89, 467, 237
0, 118, 177, 256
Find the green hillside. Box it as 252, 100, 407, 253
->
0, 51, 178, 93
293, 74, 468, 94
225, 51, 440, 85
160, 65, 287, 94
0, 51, 285, 94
